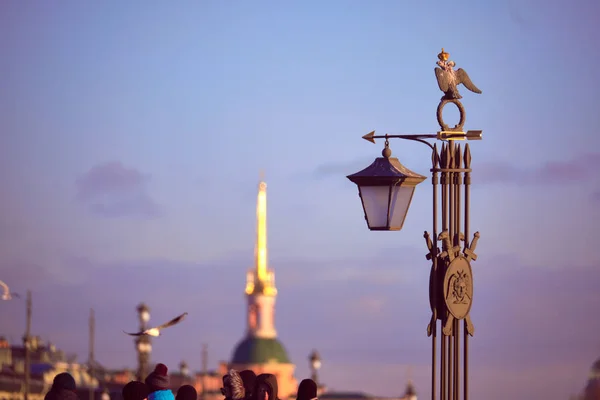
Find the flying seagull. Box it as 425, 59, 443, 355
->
434, 48, 482, 100
123, 312, 188, 337
0, 280, 20, 301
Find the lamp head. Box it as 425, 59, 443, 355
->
309, 350, 322, 370
347, 144, 426, 231
137, 303, 150, 322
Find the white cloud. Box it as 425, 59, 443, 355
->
353, 296, 387, 315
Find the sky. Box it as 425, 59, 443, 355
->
0, 0, 599, 399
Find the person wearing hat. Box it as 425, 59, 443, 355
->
296, 379, 318, 400
221, 370, 245, 400
123, 381, 150, 400
229, 370, 245, 400
221, 374, 232, 400
253, 374, 278, 400
175, 385, 197, 400
239, 370, 256, 400
145, 363, 175, 400
45, 372, 79, 400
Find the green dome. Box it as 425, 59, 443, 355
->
231, 336, 291, 364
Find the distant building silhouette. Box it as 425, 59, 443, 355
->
571, 357, 600, 400
583, 358, 600, 399
0, 335, 99, 400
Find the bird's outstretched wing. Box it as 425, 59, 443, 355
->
434, 67, 450, 93
123, 330, 145, 336
0, 280, 9, 296
455, 69, 482, 94
156, 312, 188, 330
229, 369, 245, 400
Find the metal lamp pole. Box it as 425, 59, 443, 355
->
135, 303, 152, 382
347, 49, 483, 400
89, 308, 96, 400
201, 344, 208, 400
179, 361, 190, 381
23, 290, 32, 400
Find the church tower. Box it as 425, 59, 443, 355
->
229, 178, 297, 399
244, 180, 278, 337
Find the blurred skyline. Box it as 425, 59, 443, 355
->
1, 1, 599, 400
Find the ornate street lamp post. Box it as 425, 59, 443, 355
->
201, 344, 208, 400
179, 361, 190, 379
135, 303, 152, 382
347, 48, 483, 400
309, 350, 321, 385
23, 290, 32, 400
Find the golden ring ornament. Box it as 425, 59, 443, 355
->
436, 99, 466, 132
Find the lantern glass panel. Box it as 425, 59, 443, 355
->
359, 184, 416, 230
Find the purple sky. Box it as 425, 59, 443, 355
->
1, 1, 600, 400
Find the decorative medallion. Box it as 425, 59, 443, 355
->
443, 256, 473, 320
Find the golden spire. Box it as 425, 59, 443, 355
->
255, 179, 268, 283
245, 174, 277, 296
